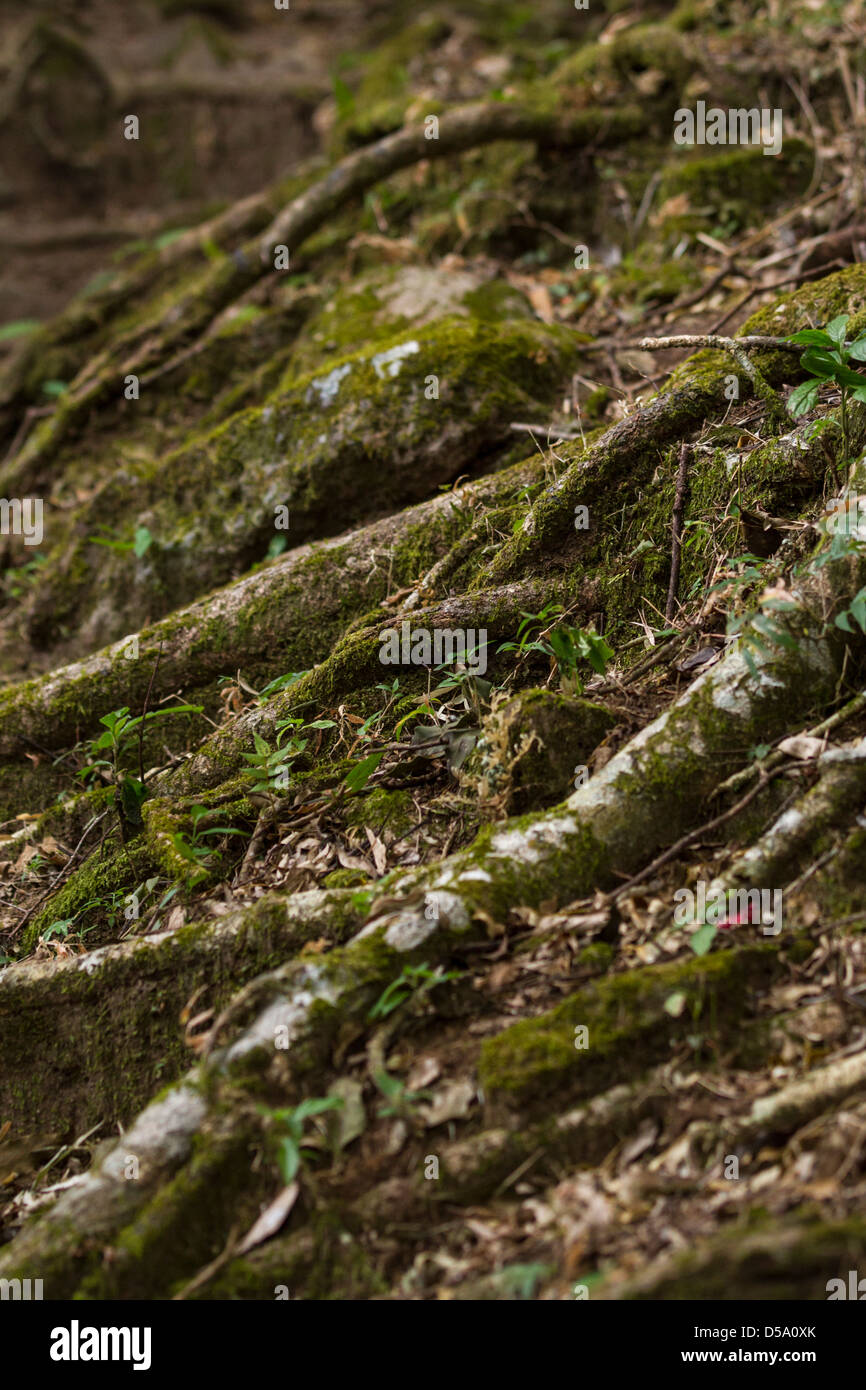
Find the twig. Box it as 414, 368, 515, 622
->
638, 332, 798, 390
665, 442, 691, 621
715, 688, 866, 799
604, 768, 785, 904
137, 643, 164, 787
670, 259, 737, 313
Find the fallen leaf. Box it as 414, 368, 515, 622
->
236, 1183, 299, 1255
526, 283, 554, 323
326, 1078, 366, 1151
777, 734, 826, 760
407, 1056, 440, 1090
422, 1080, 475, 1127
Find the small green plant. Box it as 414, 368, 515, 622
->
257, 1096, 344, 1183
1, 551, 47, 600
259, 669, 309, 698
43, 903, 101, 945
391, 653, 493, 745
373, 1070, 434, 1120
498, 606, 613, 694
242, 717, 334, 797
90, 525, 153, 557
368, 961, 462, 1022
786, 314, 866, 463
77, 701, 202, 840
704, 553, 798, 676
168, 805, 247, 885
343, 749, 385, 793
80, 703, 202, 784
833, 585, 866, 636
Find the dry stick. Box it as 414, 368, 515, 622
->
602, 767, 785, 904
715, 687, 866, 799
638, 332, 800, 386
137, 642, 164, 787
665, 441, 691, 622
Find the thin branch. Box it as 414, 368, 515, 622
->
665, 442, 691, 622
137, 643, 164, 787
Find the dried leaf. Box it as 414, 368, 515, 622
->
236, 1183, 299, 1255
422, 1080, 475, 1127
777, 734, 826, 760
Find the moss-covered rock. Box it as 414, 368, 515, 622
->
471, 687, 618, 813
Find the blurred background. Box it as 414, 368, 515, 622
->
0, 0, 627, 322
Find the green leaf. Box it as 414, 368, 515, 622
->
786, 328, 833, 348
787, 378, 821, 415
118, 776, 147, 828
752, 615, 796, 650
373, 1070, 403, 1099
846, 336, 866, 362
277, 1136, 301, 1184
0, 318, 41, 342
825, 314, 850, 345
849, 590, 866, 632
802, 349, 866, 388
153, 227, 190, 250
41, 379, 68, 397
690, 924, 717, 956
133, 526, 152, 558
293, 1096, 344, 1123
90, 533, 134, 552
344, 749, 385, 793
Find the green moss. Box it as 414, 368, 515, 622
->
323, 867, 370, 889
655, 140, 812, 237
577, 942, 615, 973
344, 786, 415, 836
616, 1213, 866, 1301
12, 310, 580, 654
479, 944, 785, 1105
22, 835, 153, 955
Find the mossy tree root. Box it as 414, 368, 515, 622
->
4, 507, 866, 1291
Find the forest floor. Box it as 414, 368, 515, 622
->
2, 0, 866, 1300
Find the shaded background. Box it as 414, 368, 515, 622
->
0, 0, 626, 322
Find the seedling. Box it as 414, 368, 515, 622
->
373, 1070, 434, 1121
498, 606, 613, 694
257, 1097, 344, 1183
368, 961, 462, 1021
786, 314, 866, 464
